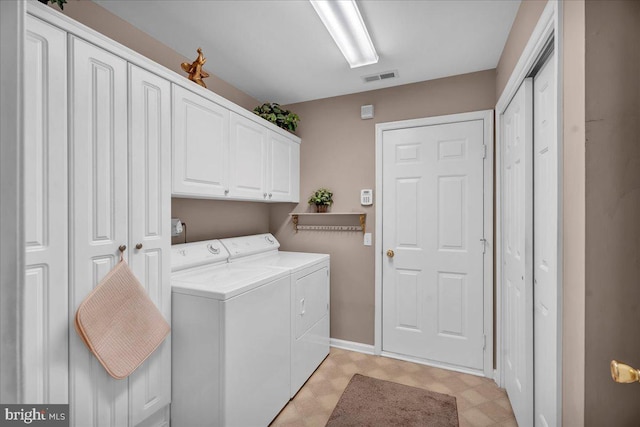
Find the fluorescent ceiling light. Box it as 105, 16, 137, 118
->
310, 0, 379, 68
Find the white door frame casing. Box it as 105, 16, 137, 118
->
374, 110, 494, 378
495, 1, 562, 424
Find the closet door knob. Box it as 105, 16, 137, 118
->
135, 243, 143, 250
119, 245, 126, 253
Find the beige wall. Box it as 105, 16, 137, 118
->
59, 0, 259, 112
562, 1, 586, 425
584, 1, 640, 425
495, 0, 547, 100
171, 199, 271, 244
271, 70, 496, 344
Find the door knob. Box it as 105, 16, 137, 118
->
387, 249, 395, 258
135, 243, 143, 250
119, 245, 126, 253
611, 360, 640, 383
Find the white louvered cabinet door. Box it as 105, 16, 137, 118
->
69, 35, 129, 427
127, 64, 172, 426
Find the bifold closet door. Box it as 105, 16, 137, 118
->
502, 79, 534, 427
23, 14, 68, 404
128, 64, 172, 425
69, 35, 129, 426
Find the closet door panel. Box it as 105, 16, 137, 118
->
23, 15, 68, 404
69, 35, 129, 427
128, 64, 171, 425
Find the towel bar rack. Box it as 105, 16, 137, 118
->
289, 213, 366, 234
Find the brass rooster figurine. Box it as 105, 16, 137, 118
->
181, 48, 210, 88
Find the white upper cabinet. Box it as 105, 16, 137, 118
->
229, 111, 268, 200
268, 130, 300, 203
172, 88, 300, 202
172, 84, 229, 198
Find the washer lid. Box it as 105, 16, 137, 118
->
171, 240, 229, 272
220, 233, 280, 260
233, 251, 330, 272
171, 263, 288, 300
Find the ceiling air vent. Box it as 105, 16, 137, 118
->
362, 70, 398, 83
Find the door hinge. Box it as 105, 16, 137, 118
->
480, 238, 486, 253
482, 145, 487, 159
483, 335, 487, 350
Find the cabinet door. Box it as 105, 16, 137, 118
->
23, 14, 68, 404
229, 112, 268, 200
69, 36, 129, 427
128, 64, 171, 425
267, 131, 300, 202
172, 84, 229, 198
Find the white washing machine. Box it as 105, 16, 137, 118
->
170, 240, 291, 427
220, 234, 330, 397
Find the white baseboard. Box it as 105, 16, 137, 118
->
330, 338, 375, 355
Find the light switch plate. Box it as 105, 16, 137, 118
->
363, 233, 372, 246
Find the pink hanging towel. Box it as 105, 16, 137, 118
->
75, 259, 170, 379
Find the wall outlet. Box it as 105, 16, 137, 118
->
363, 233, 372, 246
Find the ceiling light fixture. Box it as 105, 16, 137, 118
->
310, 0, 378, 68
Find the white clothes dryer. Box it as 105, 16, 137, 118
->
170, 240, 291, 427
220, 234, 330, 397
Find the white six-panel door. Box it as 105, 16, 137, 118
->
69, 36, 129, 426
502, 79, 534, 427
533, 54, 558, 427
128, 64, 172, 426
381, 119, 486, 371
23, 14, 68, 404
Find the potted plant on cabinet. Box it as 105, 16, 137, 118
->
253, 102, 300, 133
38, 0, 67, 10
308, 188, 333, 213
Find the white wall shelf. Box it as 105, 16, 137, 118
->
289, 212, 367, 234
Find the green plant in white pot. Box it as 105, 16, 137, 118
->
308, 188, 333, 213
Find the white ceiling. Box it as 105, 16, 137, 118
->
93, 0, 520, 105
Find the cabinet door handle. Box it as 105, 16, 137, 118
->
263, 193, 267, 198
268, 193, 272, 199
224, 189, 229, 195
135, 243, 143, 250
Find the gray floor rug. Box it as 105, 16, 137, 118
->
326, 374, 459, 427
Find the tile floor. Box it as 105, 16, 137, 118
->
270, 347, 516, 427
